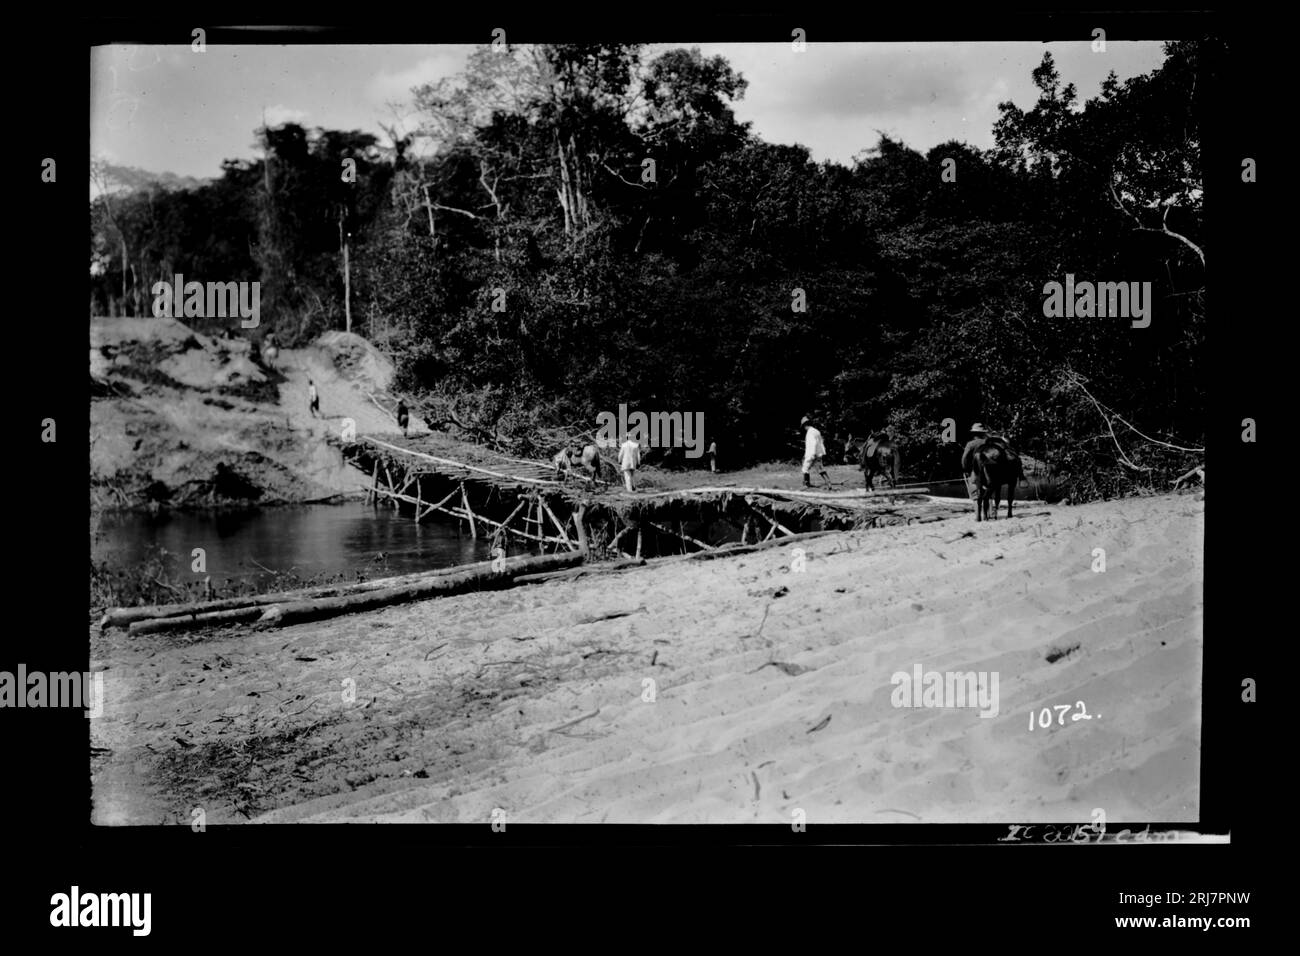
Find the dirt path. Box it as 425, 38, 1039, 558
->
90, 491, 1203, 825
91, 318, 431, 506
273, 342, 427, 445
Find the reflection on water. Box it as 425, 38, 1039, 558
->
91, 502, 493, 586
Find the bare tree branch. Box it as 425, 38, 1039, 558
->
431, 202, 482, 220
1109, 178, 1205, 266
601, 162, 649, 189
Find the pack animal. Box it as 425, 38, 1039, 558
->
858, 434, 899, 493
972, 439, 1025, 521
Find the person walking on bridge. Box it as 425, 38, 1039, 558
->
801, 417, 830, 489
619, 435, 642, 492
396, 399, 410, 438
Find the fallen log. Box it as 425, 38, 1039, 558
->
103, 553, 572, 628
514, 558, 646, 584
255, 550, 585, 628
104, 588, 337, 628
128, 606, 267, 636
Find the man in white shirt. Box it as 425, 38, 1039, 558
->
801, 416, 830, 488
619, 435, 642, 492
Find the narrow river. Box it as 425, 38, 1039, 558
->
92, 501, 493, 587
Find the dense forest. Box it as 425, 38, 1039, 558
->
90, 41, 1211, 498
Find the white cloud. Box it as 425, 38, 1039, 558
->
366, 49, 473, 105
263, 104, 310, 126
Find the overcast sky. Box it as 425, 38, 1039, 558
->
91, 41, 1169, 179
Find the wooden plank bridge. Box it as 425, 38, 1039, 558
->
333, 433, 975, 559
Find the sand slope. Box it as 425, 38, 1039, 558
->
90, 318, 422, 506
91, 492, 1203, 825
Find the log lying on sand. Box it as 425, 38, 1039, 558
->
108, 587, 348, 628
111, 548, 579, 632
255, 550, 584, 629
513, 558, 646, 584
128, 606, 268, 636
103, 553, 565, 629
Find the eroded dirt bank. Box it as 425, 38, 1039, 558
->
91, 317, 423, 509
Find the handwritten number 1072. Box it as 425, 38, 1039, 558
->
1029, 701, 1092, 731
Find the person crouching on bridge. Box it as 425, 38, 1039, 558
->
801, 417, 830, 489
580, 443, 606, 486
619, 435, 642, 492
553, 446, 574, 480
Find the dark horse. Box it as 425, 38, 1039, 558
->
972, 439, 1026, 521
848, 433, 899, 493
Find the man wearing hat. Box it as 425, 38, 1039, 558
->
961, 423, 991, 499
801, 416, 830, 488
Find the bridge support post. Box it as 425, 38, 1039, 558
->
460, 482, 477, 538
573, 505, 588, 554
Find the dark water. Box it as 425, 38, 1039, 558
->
92, 502, 493, 587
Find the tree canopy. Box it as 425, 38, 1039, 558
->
90, 41, 1212, 498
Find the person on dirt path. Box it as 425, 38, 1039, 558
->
801, 417, 830, 488
708, 438, 718, 473
396, 399, 410, 437
961, 423, 995, 499
619, 435, 642, 492
308, 379, 320, 418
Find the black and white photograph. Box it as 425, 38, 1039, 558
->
83, 32, 1217, 829
0, 13, 1268, 936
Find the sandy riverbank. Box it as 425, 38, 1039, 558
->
90, 491, 1203, 825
